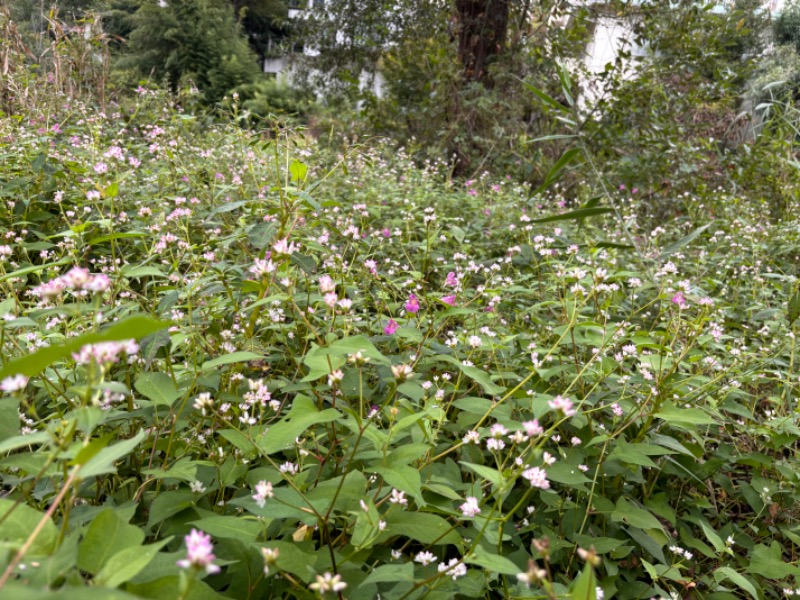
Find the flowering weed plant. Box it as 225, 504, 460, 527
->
0, 91, 798, 600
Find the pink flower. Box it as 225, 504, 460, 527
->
459, 496, 481, 517
522, 467, 550, 490
177, 529, 220, 574
522, 419, 543, 436
382, 228, 392, 238
548, 395, 576, 417
324, 292, 338, 307
252, 481, 273, 508
672, 292, 687, 308
441, 295, 456, 306
318, 275, 335, 293
384, 319, 399, 335
1, 375, 28, 393
404, 294, 420, 314
445, 272, 458, 287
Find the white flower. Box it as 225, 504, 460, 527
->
391, 364, 413, 381
1, 375, 28, 393
279, 462, 298, 475
272, 238, 298, 256
190, 480, 206, 494
193, 393, 214, 415
252, 481, 274, 507
327, 370, 344, 386
250, 258, 276, 278
517, 562, 546, 586
261, 547, 279, 575
318, 274, 336, 293
415, 551, 437, 566
309, 572, 347, 594
389, 489, 408, 506
437, 558, 466, 580
462, 430, 481, 444
459, 496, 481, 517
522, 467, 550, 489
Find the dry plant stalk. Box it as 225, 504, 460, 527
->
0, 4, 111, 114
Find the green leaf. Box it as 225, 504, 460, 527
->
460, 462, 504, 488
0, 431, 50, 454
127, 576, 225, 599
140, 457, 199, 483
522, 80, 569, 113
0, 397, 20, 443
546, 463, 592, 486
87, 232, 145, 245
257, 395, 340, 455
289, 159, 308, 182
0, 498, 59, 556
362, 562, 415, 585
0, 316, 169, 380
95, 539, 171, 588
699, 520, 726, 553
380, 511, 462, 548
747, 542, 800, 579
789, 287, 800, 325
530, 206, 614, 224
188, 516, 263, 542
465, 546, 520, 575
438, 356, 505, 395
121, 265, 167, 279
655, 402, 715, 427
78, 509, 145, 575
320, 336, 391, 365
201, 351, 265, 372
610, 497, 664, 531
531, 148, 583, 198
657, 222, 712, 261
266, 540, 317, 582
134, 373, 180, 407
78, 430, 146, 479
104, 181, 119, 198
217, 428, 258, 457
714, 567, 760, 600
0, 257, 71, 283
146, 491, 196, 529
372, 465, 423, 507
571, 563, 597, 600
1, 584, 142, 600
641, 558, 658, 581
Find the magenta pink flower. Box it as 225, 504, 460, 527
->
384, 319, 399, 335
177, 529, 220, 575
445, 272, 458, 287
672, 292, 687, 308
404, 294, 420, 314
441, 295, 456, 306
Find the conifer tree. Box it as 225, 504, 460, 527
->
120, 0, 260, 103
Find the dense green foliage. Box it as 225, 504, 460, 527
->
3, 2, 800, 600
3, 69, 800, 600
117, 0, 260, 103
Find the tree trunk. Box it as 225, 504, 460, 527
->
455, 0, 510, 86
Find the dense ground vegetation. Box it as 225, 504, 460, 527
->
4, 2, 800, 600
2, 84, 800, 600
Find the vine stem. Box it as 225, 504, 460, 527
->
0, 466, 80, 591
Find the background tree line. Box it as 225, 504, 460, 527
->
6, 0, 800, 209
